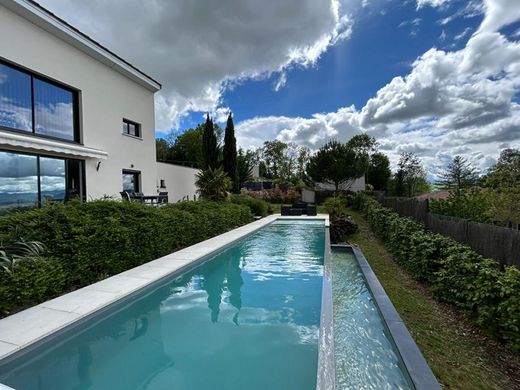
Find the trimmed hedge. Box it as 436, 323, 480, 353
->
229, 194, 269, 217
0, 200, 253, 315
355, 194, 520, 351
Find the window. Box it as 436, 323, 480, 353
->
0, 61, 79, 143
122, 119, 140, 138
34, 78, 75, 141
160, 179, 166, 188
0, 150, 84, 208
122, 170, 140, 193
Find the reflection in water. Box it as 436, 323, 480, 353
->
201, 253, 244, 324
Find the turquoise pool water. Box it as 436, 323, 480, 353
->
0, 220, 325, 390
331, 249, 412, 390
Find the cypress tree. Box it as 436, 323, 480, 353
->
223, 112, 238, 192
202, 114, 218, 169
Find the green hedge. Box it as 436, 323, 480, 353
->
229, 194, 269, 217
355, 194, 520, 351
0, 200, 253, 315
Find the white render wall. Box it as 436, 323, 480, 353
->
156, 162, 198, 203
0, 5, 158, 200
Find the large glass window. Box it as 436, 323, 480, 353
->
0, 151, 38, 208
0, 61, 78, 142
0, 63, 33, 132
0, 150, 84, 209
40, 157, 66, 202
122, 170, 140, 193
34, 79, 75, 141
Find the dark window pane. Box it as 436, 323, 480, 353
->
40, 157, 66, 202
0, 64, 32, 131
122, 171, 139, 192
0, 151, 38, 208
34, 78, 74, 141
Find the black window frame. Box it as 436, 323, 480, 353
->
122, 118, 141, 138
122, 169, 141, 193
0, 148, 86, 208
0, 58, 81, 144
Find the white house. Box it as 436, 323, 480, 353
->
0, 0, 197, 208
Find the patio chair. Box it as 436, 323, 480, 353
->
120, 191, 131, 201
158, 192, 168, 204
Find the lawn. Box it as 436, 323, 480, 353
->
346, 208, 520, 390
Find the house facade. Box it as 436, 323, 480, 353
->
0, 0, 167, 208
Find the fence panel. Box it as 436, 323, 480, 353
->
376, 196, 520, 268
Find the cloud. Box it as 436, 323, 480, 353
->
416, 0, 450, 10
477, 0, 520, 34
38, 0, 351, 130
236, 0, 520, 179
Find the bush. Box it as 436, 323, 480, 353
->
0, 200, 253, 316
322, 196, 347, 217
241, 188, 300, 204
229, 194, 269, 217
357, 193, 520, 351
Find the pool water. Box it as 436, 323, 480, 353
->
331, 249, 412, 390
0, 221, 325, 390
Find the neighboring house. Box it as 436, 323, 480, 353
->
0, 0, 197, 208
314, 176, 366, 192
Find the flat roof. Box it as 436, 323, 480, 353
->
1, 0, 162, 92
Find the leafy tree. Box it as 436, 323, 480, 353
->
306, 140, 363, 192
485, 148, 520, 189
397, 152, 427, 197
438, 155, 478, 193
156, 138, 172, 162
367, 152, 391, 191
195, 167, 231, 201
170, 126, 204, 166
295, 146, 311, 183
347, 134, 378, 181
236, 148, 258, 190
485, 148, 520, 226
202, 115, 219, 169
223, 113, 238, 192
261, 140, 289, 179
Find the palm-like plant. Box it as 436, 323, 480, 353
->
195, 168, 231, 201
0, 239, 45, 273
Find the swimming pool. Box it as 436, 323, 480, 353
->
0, 220, 325, 390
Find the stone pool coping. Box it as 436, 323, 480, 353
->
334, 244, 441, 390
0, 214, 329, 364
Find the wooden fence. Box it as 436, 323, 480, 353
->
374, 195, 520, 268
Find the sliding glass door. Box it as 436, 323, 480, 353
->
0, 150, 84, 209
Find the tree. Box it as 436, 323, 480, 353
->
202, 114, 219, 169
295, 146, 311, 183
347, 134, 378, 182
485, 148, 520, 226
155, 138, 171, 162
485, 148, 520, 189
306, 140, 363, 192
438, 155, 478, 193
397, 152, 427, 197
195, 167, 231, 201
223, 113, 238, 192
367, 152, 391, 191
236, 148, 258, 190
261, 140, 289, 179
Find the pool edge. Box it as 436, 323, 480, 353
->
332, 244, 441, 390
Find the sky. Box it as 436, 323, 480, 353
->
37, 0, 520, 179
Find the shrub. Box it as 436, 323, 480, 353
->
195, 167, 231, 201
229, 194, 269, 217
356, 193, 520, 350
322, 196, 347, 217
0, 200, 252, 316
241, 188, 300, 204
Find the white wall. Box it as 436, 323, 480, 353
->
0, 5, 158, 200
314, 176, 366, 192
156, 162, 198, 203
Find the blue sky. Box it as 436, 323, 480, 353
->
39, 0, 520, 178
179, 0, 485, 127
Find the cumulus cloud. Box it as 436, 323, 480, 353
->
38, 0, 351, 130
235, 0, 520, 179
